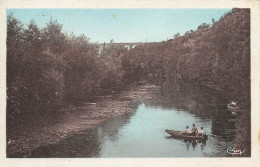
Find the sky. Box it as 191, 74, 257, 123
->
7, 9, 231, 43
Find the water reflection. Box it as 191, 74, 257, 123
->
25, 128, 102, 157
26, 111, 137, 157
99, 112, 135, 142
158, 80, 236, 141
26, 81, 237, 157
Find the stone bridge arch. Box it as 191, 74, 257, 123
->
97, 42, 157, 55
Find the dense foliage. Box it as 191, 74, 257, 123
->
7, 16, 126, 117
7, 8, 250, 119
122, 9, 250, 108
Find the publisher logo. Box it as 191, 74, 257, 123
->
227, 147, 245, 155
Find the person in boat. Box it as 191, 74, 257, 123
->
228, 101, 239, 109
230, 101, 236, 106
197, 127, 206, 136
191, 124, 198, 136
184, 126, 192, 135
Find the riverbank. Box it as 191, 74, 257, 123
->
233, 111, 251, 157
7, 82, 160, 157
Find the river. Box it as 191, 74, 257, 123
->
23, 81, 242, 157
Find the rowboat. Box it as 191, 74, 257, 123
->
227, 101, 240, 111
165, 130, 208, 141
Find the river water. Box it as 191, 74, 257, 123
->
26, 81, 238, 157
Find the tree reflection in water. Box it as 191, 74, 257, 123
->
150, 80, 236, 141
25, 80, 241, 157
99, 111, 136, 142
25, 110, 137, 158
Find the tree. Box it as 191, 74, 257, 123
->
42, 19, 67, 53
7, 14, 25, 114
198, 23, 210, 30
212, 18, 215, 24
185, 31, 190, 36
174, 33, 180, 38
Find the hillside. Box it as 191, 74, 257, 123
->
122, 8, 250, 109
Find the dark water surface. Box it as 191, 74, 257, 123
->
26, 82, 238, 157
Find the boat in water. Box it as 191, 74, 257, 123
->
165, 130, 208, 141
227, 101, 240, 112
